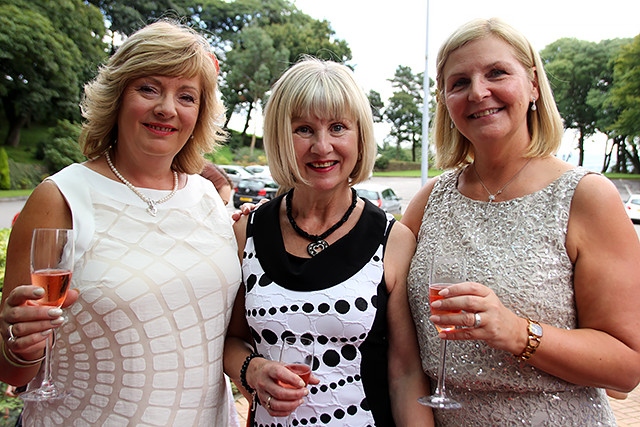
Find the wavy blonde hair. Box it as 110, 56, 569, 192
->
433, 18, 564, 170
79, 20, 225, 174
263, 57, 376, 190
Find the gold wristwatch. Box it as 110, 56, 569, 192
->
516, 319, 542, 361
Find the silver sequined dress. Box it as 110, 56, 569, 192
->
407, 167, 617, 426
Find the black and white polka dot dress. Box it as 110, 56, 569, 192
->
243, 195, 396, 426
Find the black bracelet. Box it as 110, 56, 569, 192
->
240, 352, 263, 394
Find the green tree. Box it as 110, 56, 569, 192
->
0, 0, 106, 147
384, 66, 423, 162
608, 35, 640, 172
200, 0, 351, 134
222, 25, 290, 137
541, 38, 607, 166
584, 38, 632, 173
368, 90, 384, 123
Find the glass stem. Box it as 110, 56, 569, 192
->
40, 332, 55, 395
435, 339, 448, 397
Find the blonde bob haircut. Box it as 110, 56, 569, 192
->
433, 18, 564, 170
263, 57, 376, 190
79, 20, 225, 174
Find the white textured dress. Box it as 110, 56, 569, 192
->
407, 167, 617, 426
22, 164, 242, 427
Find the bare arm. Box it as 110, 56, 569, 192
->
223, 215, 312, 418
385, 222, 434, 426
529, 173, 640, 391
0, 181, 78, 386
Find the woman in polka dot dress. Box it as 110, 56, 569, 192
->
224, 57, 433, 427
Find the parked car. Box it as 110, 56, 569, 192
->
244, 164, 271, 178
217, 164, 253, 187
624, 194, 640, 223
233, 178, 279, 208
353, 183, 402, 215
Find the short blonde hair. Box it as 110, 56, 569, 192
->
433, 18, 564, 170
263, 57, 376, 189
80, 20, 225, 174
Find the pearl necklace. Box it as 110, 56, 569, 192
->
286, 188, 358, 257
105, 151, 178, 217
472, 159, 532, 203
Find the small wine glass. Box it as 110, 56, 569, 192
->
418, 254, 464, 410
278, 335, 314, 425
20, 228, 74, 402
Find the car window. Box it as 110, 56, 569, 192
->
356, 189, 378, 200
631, 198, 640, 206
238, 180, 264, 190
381, 189, 397, 200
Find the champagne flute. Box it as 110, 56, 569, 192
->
20, 228, 74, 402
418, 254, 463, 409
278, 335, 314, 425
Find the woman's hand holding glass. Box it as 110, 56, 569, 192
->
249, 338, 319, 419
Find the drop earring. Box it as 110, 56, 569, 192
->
530, 98, 537, 111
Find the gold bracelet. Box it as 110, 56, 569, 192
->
1, 339, 46, 368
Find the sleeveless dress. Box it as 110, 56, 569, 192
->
22, 164, 242, 427
243, 195, 396, 426
407, 167, 617, 426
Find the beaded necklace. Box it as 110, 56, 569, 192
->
105, 150, 178, 217
286, 188, 358, 257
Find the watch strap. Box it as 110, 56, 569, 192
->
516, 318, 542, 361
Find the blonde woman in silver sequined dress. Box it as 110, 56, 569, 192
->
402, 18, 640, 426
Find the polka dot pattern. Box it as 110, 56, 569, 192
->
22, 167, 242, 427
244, 219, 391, 426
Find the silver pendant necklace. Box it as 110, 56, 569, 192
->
472, 158, 532, 203
105, 150, 179, 217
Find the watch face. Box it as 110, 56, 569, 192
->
530, 322, 543, 337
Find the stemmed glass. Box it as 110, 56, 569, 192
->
278, 335, 314, 425
20, 228, 74, 402
418, 254, 463, 409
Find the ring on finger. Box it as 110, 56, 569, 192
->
266, 395, 272, 410
473, 312, 481, 328
7, 324, 17, 344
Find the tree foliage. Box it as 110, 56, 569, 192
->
384, 66, 424, 162
0, 0, 106, 147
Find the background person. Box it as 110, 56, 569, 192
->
0, 20, 241, 426
201, 160, 233, 205
224, 57, 432, 426
402, 18, 640, 426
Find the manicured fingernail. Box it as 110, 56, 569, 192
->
33, 288, 45, 296
48, 308, 63, 317
51, 317, 65, 325
431, 300, 442, 308
41, 329, 52, 336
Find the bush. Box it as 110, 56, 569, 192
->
36, 120, 85, 174
8, 159, 47, 190
0, 149, 10, 191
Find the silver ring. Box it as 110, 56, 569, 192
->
7, 324, 17, 343
266, 395, 272, 410
473, 313, 481, 328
